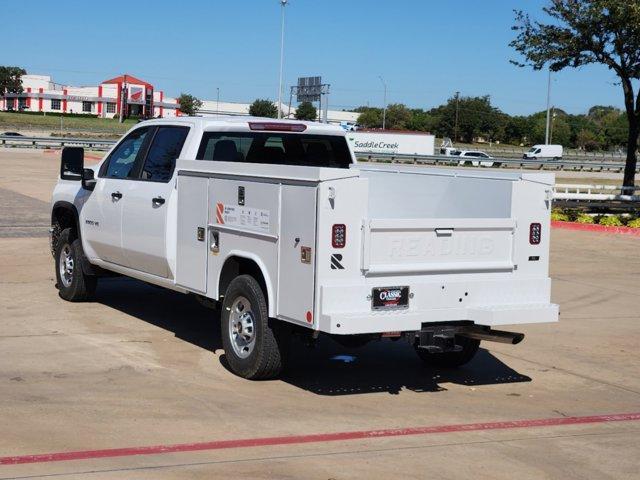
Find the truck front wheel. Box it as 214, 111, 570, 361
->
54, 228, 97, 301
221, 275, 289, 380
414, 336, 480, 368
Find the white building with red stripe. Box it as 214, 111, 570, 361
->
0, 74, 179, 118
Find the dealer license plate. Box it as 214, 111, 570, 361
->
371, 286, 410, 310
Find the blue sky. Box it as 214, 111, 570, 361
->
1, 0, 627, 115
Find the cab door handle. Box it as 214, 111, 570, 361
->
111, 191, 123, 201
152, 196, 165, 206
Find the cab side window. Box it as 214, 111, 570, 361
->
102, 127, 150, 179
140, 126, 189, 182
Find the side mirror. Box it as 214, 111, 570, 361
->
60, 147, 84, 180
81, 168, 96, 191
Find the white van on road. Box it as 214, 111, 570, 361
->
523, 144, 563, 160
50, 116, 558, 379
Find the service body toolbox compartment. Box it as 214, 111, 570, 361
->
175, 159, 558, 335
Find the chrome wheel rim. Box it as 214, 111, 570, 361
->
228, 296, 256, 359
59, 244, 74, 288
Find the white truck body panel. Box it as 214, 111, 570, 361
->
346, 131, 435, 156
51, 116, 558, 340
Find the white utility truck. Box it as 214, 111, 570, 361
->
50, 117, 558, 379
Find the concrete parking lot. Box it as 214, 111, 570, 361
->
0, 149, 639, 479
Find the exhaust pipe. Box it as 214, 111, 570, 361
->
458, 327, 525, 345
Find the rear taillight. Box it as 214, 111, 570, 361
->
529, 223, 541, 245
332, 224, 346, 248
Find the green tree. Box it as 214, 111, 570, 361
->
406, 109, 436, 132
601, 111, 629, 148
356, 107, 382, 128
576, 129, 601, 151
511, 0, 640, 187
249, 99, 278, 118
430, 95, 506, 143
385, 103, 412, 130
177, 93, 203, 116
504, 116, 531, 144
294, 101, 317, 121
0, 66, 25, 94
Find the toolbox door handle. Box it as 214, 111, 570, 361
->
435, 228, 454, 237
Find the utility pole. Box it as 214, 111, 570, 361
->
216, 87, 220, 115
378, 76, 387, 130
545, 68, 552, 144
119, 74, 127, 123
549, 106, 556, 143
277, 0, 288, 119
454, 91, 460, 142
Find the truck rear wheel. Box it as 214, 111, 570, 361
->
54, 228, 97, 302
221, 275, 289, 380
414, 336, 480, 368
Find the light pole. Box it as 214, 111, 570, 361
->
545, 68, 552, 144
216, 87, 220, 115
378, 76, 387, 130
277, 0, 288, 119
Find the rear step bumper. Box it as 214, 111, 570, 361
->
318, 302, 558, 335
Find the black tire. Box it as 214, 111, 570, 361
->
54, 228, 97, 301
221, 275, 289, 380
415, 336, 480, 368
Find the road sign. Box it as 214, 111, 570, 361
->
296, 76, 322, 102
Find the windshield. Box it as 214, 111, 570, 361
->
197, 132, 352, 168
528, 147, 537, 153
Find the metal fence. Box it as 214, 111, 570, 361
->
357, 152, 637, 173
0, 135, 116, 150
1, 135, 638, 174
553, 184, 640, 202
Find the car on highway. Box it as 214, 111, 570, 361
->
2, 132, 24, 137
456, 150, 501, 167
49, 116, 558, 380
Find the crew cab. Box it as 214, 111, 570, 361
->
51, 116, 558, 379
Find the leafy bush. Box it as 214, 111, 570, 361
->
598, 215, 623, 227
626, 218, 640, 228
576, 214, 595, 224
550, 209, 569, 221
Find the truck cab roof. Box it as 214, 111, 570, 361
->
137, 115, 347, 136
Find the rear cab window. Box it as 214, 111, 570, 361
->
196, 131, 352, 168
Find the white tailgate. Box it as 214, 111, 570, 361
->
363, 218, 515, 274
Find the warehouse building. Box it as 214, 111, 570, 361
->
0, 73, 358, 124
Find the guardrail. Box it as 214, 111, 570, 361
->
1, 135, 638, 174
356, 152, 637, 173
0, 135, 116, 150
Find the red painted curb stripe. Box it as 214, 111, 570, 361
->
552, 221, 640, 237
1, 412, 639, 466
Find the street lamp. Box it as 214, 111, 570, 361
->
545, 68, 552, 144
378, 75, 387, 130
216, 87, 220, 115
277, 0, 288, 119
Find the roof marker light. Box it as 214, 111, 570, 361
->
249, 122, 307, 132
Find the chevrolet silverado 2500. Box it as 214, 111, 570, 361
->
50, 116, 558, 379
